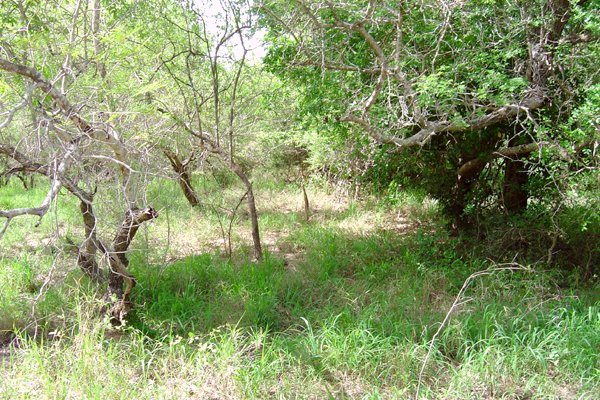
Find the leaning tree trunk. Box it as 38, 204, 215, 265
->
211, 148, 262, 260
158, 109, 263, 261
208, 150, 262, 260
162, 148, 200, 207
233, 171, 262, 261
107, 207, 158, 320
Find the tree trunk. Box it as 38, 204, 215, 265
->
162, 148, 200, 207
77, 200, 100, 281
502, 156, 529, 215
501, 133, 530, 215
242, 180, 262, 261
221, 157, 263, 260
107, 207, 158, 320
302, 184, 310, 221
449, 176, 477, 236
452, 155, 488, 235
158, 111, 263, 261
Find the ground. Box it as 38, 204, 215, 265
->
0, 177, 598, 399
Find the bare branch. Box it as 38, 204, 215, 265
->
416, 262, 532, 400
0, 83, 37, 130
0, 58, 135, 206
458, 142, 542, 179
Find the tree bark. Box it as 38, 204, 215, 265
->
302, 184, 310, 221
450, 171, 482, 236
502, 135, 531, 215
502, 157, 529, 214
107, 207, 158, 320
77, 199, 101, 280
162, 148, 200, 207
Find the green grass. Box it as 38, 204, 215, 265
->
0, 177, 598, 399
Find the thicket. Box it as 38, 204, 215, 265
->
0, 1, 598, 398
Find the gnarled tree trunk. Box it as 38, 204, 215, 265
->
162, 148, 200, 207
106, 207, 158, 320
78, 199, 101, 281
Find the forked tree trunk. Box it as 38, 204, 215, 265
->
162, 148, 200, 207
107, 207, 158, 320
215, 155, 262, 260
158, 111, 263, 261
0, 58, 154, 321
76, 202, 158, 320
108, 207, 158, 298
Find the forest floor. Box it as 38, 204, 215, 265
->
0, 177, 598, 399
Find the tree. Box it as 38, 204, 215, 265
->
260, 0, 599, 231
129, 0, 266, 260
0, 0, 159, 320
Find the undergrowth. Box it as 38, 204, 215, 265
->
0, 177, 598, 399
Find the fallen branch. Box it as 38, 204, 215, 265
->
415, 262, 531, 399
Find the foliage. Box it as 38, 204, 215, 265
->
0, 1, 599, 398
260, 0, 600, 225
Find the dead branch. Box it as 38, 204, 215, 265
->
415, 262, 532, 400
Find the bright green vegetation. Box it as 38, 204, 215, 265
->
1, 0, 598, 398
1, 179, 598, 399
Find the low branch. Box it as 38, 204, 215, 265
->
0, 138, 81, 237
0, 142, 92, 202
342, 89, 545, 150
458, 142, 542, 179
0, 140, 96, 243
456, 137, 597, 182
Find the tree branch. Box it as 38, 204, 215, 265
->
0, 58, 135, 206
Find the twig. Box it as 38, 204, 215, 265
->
415, 262, 531, 399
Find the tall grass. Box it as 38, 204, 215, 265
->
0, 177, 598, 399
